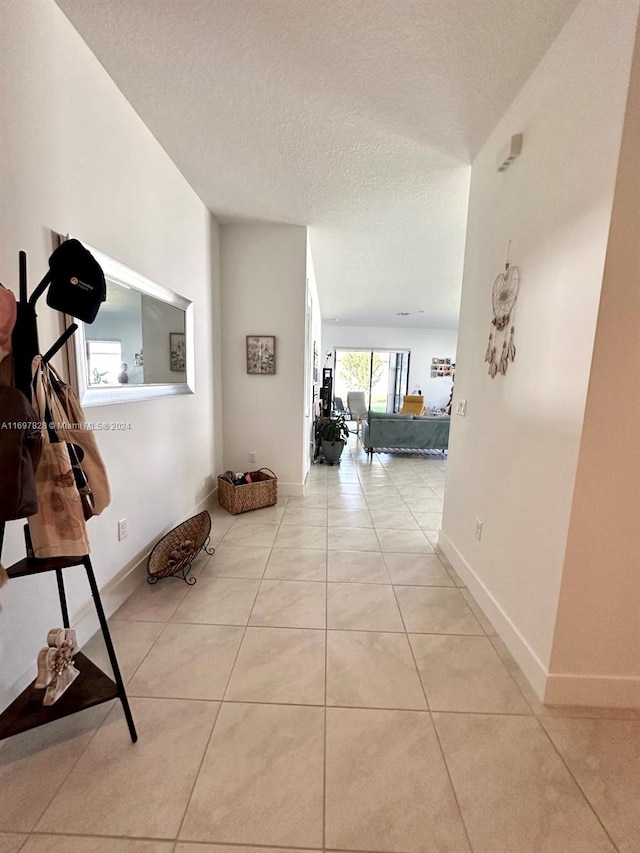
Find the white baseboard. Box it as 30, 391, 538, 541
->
544, 673, 640, 708
438, 530, 639, 709
438, 530, 549, 702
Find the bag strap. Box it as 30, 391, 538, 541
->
46, 362, 85, 431
44, 360, 65, 389
31, 356, 56, 443
32, 356, 70, 445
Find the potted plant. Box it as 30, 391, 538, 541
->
316, 414, 350, 464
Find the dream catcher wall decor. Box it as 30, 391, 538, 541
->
485, 244, 520, 377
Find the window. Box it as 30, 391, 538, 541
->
86, 340, 122, 385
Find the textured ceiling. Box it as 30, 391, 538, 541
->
55, 0, 578, 328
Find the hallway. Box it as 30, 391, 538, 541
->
0, 440, 638, 853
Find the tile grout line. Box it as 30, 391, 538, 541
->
392, 558, 539, 720
21, 826, 445, 853
105, 696, 556, 718
388, 545, 476, 853
18, 693, 118, 839
164, 616, 484, 637
172, 498, 286, 844
117, 612, 173, 691
158, 654, 223, 843
534, 717, 622, 852
21, 823, 502, 853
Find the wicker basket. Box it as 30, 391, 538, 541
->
147, 510, 212, 584
217, 468, 278, 515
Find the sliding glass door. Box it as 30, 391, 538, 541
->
333, 349, 410, 413
386, 351, 410, 413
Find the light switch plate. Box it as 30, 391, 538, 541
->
456, 399, 467, 416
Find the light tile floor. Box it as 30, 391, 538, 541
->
1, 438, 639, 853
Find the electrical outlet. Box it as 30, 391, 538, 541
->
248, 451, 256, 463
456, 399, 467, 416
118, 518, 128, 541
474, 519, 483, 540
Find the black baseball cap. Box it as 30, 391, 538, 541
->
46, 239, 106, 324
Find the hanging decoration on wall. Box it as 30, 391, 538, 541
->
485, 241, 520, 378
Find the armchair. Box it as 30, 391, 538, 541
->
346, 391, 368, 436
333, 396, 349, 417
400, 395, 426, 416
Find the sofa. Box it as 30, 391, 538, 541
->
361, 411, 450, 455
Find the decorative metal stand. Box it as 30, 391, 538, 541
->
146, 510, 214, 586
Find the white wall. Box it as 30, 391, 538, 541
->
0, 0, 219, 701
547, 23, 640, 707
321, 324, 457, 410
440, 0, 639, 702
220, 223, 307, 493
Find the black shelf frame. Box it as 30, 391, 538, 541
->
0, 555, 137, 743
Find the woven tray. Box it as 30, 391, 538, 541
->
218, 468, 278, 515
147, 510, 212, 584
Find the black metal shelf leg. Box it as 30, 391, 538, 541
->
55, 568, 70, 628
82, 557, 138, 743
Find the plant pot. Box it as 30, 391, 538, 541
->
321, 439, 345, 464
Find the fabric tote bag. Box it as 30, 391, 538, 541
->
27, 357, 90, 558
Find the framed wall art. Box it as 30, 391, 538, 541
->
170, 332, 186, 371
246, 335, 276, 375
430, 357, 455, 378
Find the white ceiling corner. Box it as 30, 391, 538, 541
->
55, 0, 579, 328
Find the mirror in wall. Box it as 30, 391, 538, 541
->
64, 238, 194, 406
